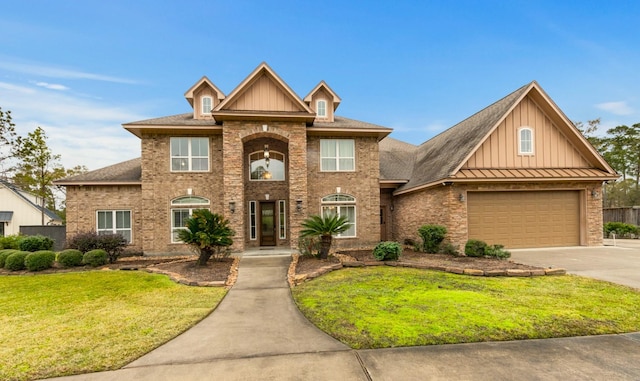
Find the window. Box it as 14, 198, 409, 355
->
320, 139, 355, 171
279, 200, 286, 239
316, 100, 327, 117
321, 194, 356, 237
249, 201, 257, 240
171, 196, 210, 243
97, 210, 132, 243
518, 127, 534, 155
201, 96, 213, 114
171, 137, 209, 172
250, 151, 285, 180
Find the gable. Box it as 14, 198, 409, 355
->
225, 72, 304, 112
462, 94, 592, 169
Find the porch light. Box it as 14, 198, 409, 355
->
229, 201, 236, 214
296, 199, 303, 212
459, 193, 466, 202
591, 189, 599, 199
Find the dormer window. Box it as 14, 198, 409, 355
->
201, 96, 212, 115
316, 100, 327, 118
518, 127, 534, 155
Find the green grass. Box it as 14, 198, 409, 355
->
0, 271, 226, 381
292, 267, 640, 349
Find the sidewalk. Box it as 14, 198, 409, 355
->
46, 254, 640, 380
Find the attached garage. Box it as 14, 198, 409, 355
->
467, 191, 581, 248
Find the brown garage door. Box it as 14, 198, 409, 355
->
467, 191, 580, 248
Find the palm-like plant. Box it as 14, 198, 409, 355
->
300, 213, 350, 259
177, 209, 235, 266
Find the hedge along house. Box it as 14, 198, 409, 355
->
57, 63, 617, 254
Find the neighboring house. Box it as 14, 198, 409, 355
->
56, 62, 618, 254
0, 179, 62, 236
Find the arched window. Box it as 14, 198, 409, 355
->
170, 196, 210, 242
321, 194, 356, 237
316, 99, 327, 117
201, 96, 212, 114
249, 151, 285, 181
518, 127, 534, 155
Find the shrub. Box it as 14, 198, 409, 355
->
97, 234, 128, 263
25, 251, 56, 271
5, 251, 29, 271
57, 249, 84, 267
373, 241, 402, 261
0, 249, 19, 268
19, 235, 54, 252
465, 239, 488, 257
67, 231, 100, 253
417, 225, 447, 253
83, 249, 108, 267
298, 236, 320, 258
604, 222, 638, 238
0, 234, 22, 250
485, 244, 511, 260
439, 242, 460, 256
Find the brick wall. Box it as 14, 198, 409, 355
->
65, 185, 143, 252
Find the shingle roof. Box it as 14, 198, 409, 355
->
0, 179, 61, 221
379, 137, 417, 181
396, 82, 530, 192
56, 158, 142, 184
124, 113, 219, 126
311, 116, 393, 132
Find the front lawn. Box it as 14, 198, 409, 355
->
0, 271, 226, 381
292, 267, 640, 349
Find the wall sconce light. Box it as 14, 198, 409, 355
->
459, 193, 466, 202
229, 201, 236, 214
591, 189, 599, 198
390, 204, 394, 211
296, 199, 303, 212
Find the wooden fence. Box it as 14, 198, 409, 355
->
603, 207, 640, 226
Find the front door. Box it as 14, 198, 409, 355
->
260, 202, 276, 246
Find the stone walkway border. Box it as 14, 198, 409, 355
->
144, 257, 240, 287
288, 253, 566, 287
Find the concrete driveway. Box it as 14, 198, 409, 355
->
510, 239, 640, 289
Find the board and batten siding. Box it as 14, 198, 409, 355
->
462, 95, 591, 169
227, 73, 300, 112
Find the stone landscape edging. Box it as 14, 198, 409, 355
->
288, 253, 566, 287
144, 257, 240, 287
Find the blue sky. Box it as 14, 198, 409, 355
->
1, 0, 639, 170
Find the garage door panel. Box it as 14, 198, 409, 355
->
467, 191, 580, 249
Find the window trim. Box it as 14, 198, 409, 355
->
518, 126, 534, 155
170, 137, 210, 172
201, 96, 213, 115
316, 99, 327, 118
96, 210, 132, 243
321, 194, 356, 238
320, 139, 355, 172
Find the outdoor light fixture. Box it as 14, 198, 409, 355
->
229, 201, 236, 214
296, 199, 303, 212
459, 193, 466, 202
591, 189, 599, 198
264, 144, 270, 168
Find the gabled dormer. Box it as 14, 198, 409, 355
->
184, 76, 226, 120
304, 81, 341, 122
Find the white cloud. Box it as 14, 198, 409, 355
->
0, 81, 147, 170
0, 58, 138, 84
34, 81, 69, 91
595, 101, 634, 116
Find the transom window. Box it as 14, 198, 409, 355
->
518, 127, 534, 155
320, 139, 355, 171
171, 137, 209, 172
316, 100, 327, 117
321, 194, 356, 238
97, 210, 132, 243
201, 96, 212, 114
250, 151, 285, 181
171, 196, 210, 243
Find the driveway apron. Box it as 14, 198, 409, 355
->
126, 255, 349, 367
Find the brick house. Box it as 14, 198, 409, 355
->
57, 63, 617, 254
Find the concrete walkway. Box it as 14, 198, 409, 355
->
47, 253, 640, 380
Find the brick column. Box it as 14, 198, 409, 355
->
223, 123, 245, 251
288, 124, 308, 250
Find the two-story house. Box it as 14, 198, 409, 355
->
57, 62, 618, 254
